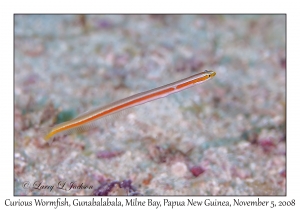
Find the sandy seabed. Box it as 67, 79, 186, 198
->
14, 15, 286, 195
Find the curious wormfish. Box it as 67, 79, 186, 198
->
43, 70, 216, 141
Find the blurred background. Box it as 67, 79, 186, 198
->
14, 15, 286, 195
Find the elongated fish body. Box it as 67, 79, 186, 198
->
44, 70, 216, 141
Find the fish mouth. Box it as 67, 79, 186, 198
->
211, 71, 216, 77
